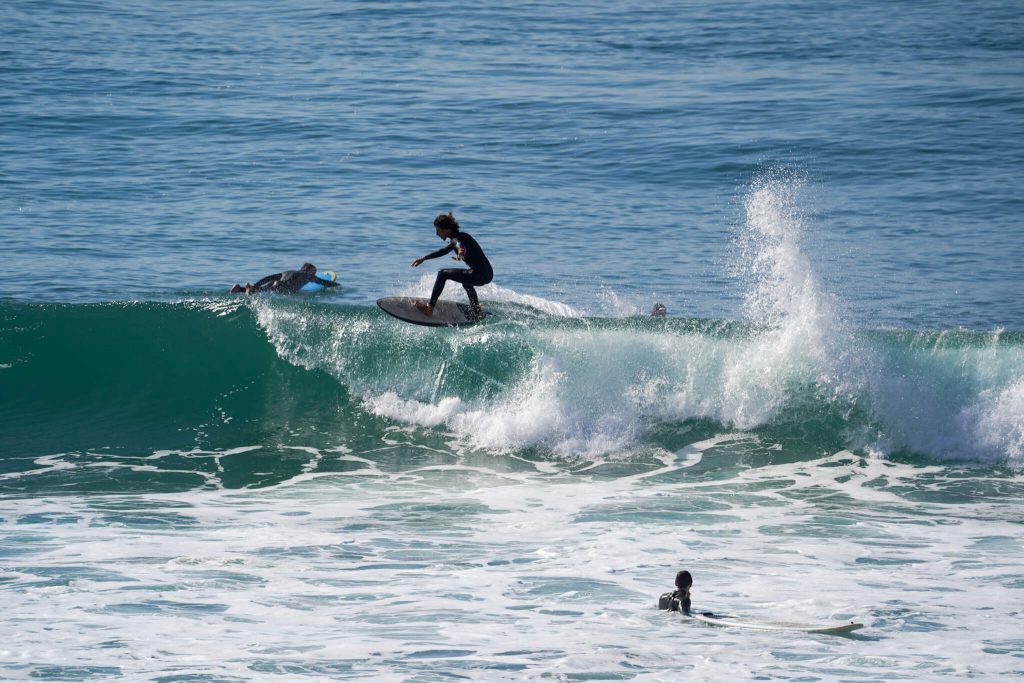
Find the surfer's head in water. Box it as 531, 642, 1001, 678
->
299, 262, 316, 274
675, 570, 692, 594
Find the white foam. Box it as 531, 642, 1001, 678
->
398, 272, 580, 318
597, 286, 645, 317
1, 445, 1022, 681
484, 282, 581, 318
365, 392, 465, 428
364, 357, 577, 454
725, 175, 1024, 465
0, 454, 76, 481
730, 173, 853, 418
969, 376, 1024, 463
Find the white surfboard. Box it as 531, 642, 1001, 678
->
692, 611, 864, 635
377, 297, 485, 327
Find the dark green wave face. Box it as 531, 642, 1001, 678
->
0, 301, 357, 492
2, 299, 1022, 494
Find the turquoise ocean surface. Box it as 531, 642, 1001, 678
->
2, 1, 1023, 680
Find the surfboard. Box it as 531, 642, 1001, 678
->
691, 611, 864, 635
377, 296, 485, 327
298, 271, 337, 293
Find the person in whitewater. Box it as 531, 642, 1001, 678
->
229, 263, 337, 295
658, 570, 692, 615
411, 212, 493, 320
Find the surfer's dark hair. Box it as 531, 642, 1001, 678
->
675, 570, 692, 590
300, 263, 316, 273
433, 212, 460, 232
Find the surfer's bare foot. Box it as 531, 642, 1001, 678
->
414, 301, 433, 317
244, 283, 253, 295
229, 284, 244, 293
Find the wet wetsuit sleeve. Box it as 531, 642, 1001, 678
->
311, 275, 337, 287
424, 241, 456, 260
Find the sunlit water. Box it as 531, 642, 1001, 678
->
2, 1, 1023, 680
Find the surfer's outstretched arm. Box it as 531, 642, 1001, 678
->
412, 243, 455, 267
311, 275, 337, 287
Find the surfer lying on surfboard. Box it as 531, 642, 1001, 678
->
229, 262, 337, 295
411, 212, 493, 320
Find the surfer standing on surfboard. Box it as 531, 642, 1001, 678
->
411, 212, 493, 320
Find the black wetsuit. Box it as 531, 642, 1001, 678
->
658, 590, 692, 615
252, 270, 336, 293
422, 230, 493, 310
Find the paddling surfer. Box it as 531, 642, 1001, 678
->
229, 263, 337, 294
658, 570, 692, 615
411, 212, 493, 320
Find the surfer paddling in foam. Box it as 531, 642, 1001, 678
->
411, 212, 493, 320
229, 263, 337, 295
658, 570, 693, 615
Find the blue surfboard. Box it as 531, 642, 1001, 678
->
299, 271, 337, 292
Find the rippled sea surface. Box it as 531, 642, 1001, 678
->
2, 1, 1023, 680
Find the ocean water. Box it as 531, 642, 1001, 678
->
2, 1, 1023, 681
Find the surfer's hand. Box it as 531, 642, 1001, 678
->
411, 257, 424, 267
453, 247, 466, 261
